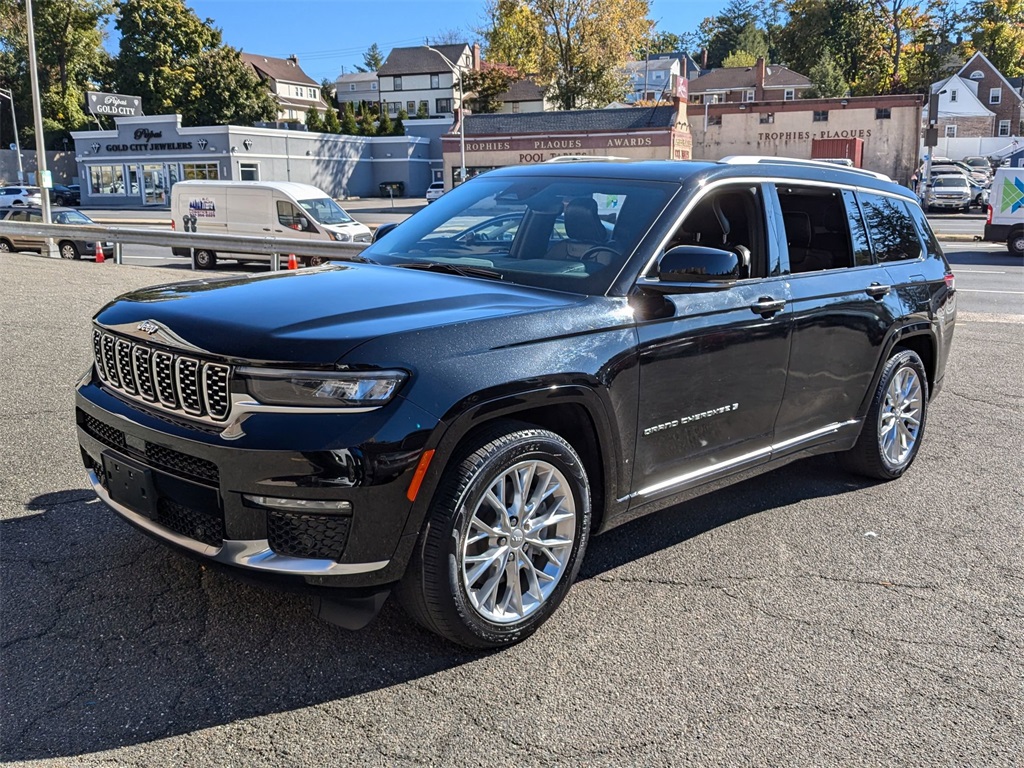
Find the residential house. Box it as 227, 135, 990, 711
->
927, 73, 997, 139
621, 58, 678, 103
494, 78, 548, 114
242, 53, 329, 124
377, 44, 476, 119
949, 52, 1023, 138
334, 71, 380, 111
688, 58, 811, 105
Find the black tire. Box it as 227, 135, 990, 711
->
0, 239, 12, 253
305, 255, 327, 267
1009, 230, 1024, 257
58, 240, 80, 260
841, 349, 928, 480
396, 422, 591, 649
53, 196, 65, 206
193, 249, 217, 269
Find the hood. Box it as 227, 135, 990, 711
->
93, 263, 582, 365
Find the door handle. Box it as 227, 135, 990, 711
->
750, 297, 786, 316
866, 283, 891, 298
262, 227, 272, 232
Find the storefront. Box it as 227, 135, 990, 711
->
72, 114, 433, 207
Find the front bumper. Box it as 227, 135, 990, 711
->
76, 371, 438, 590
927, 197, 970, 209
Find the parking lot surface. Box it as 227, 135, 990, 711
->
1, 254, 1021, 766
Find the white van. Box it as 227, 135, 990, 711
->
170, 180, 371, 268
983, 167, 1024, 256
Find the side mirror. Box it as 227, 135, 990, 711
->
638, 245, 739, 294
373, 222, 399, 243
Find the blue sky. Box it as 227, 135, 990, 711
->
166, 0, 716, 83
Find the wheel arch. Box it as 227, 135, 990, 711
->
859, 323, 937, 420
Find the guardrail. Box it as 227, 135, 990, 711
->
0, 220, 370, 270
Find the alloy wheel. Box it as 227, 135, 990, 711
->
878, 366, 923, 468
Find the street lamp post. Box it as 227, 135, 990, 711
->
25, 0, 56, 257
425, 46, 466, 186
0, 87, 24, 181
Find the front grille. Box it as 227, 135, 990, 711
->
156, 498, 225, 547
268, 510, 351, 561
145, 443, 219, 483
81, 413, 126, 450
93, 328, 231, 423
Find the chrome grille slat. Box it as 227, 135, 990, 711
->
91, 329, 231, 423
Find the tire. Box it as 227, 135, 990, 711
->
305, 255, 327, 267
1009, 230, 1024, 257
59, 241, 80, 260
53, 196, 65, 206
0, 239, 12, 253
841, 349, 928, 480
193, 249, 217, 269
396, 423, 591, 649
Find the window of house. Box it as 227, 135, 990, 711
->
784, 88, 795, 101
371, 82, 377, 91
653, 71, 664, 80
418, 100, 428, 114
989, 87, 1001, 104
436, 98, 452, 113
512, 101, 520, 113
349, 84, 356, 91
945, 125, 957, 137
970, 70, 983, 79
813, 110, 829, 122
431, 74, 440, 89
405, 101, 414, 114
393, 77, 403, 91
857, 193, 922, 263
998, 120, 1011, 136
88, 165, 126, 195
759, 112, 774, 124
875, 108, 891, 119
182, 163, 219, 181
707, 115, 722, 126
744, 89, 755, 102
388, 101, 400, 115
239, 163, 259, 181
950, 89, 957, 102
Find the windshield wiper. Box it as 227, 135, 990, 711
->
397, 262, 504, 280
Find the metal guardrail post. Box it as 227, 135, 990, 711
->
114, 242, 122, 265
272, 253, 280, 271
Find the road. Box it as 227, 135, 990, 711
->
0, 251, 1021, 766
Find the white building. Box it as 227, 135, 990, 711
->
377, 44, 475, 119
334, 71, 379, 110
242, 53, 329, 124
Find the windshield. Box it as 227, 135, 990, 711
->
360, 175, 674, 295
932, 176, 967, 188
299, 197, 354, 226
53, 210, 93, 224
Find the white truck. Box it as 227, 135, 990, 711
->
984, 166, 1024, 256
170, 180, 371, 268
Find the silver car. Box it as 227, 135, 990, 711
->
924, 175, 971, 212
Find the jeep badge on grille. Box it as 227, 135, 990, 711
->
137, 320, 159, 335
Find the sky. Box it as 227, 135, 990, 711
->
164, 0, 717, 84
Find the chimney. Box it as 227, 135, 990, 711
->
472, 42, 481, 71
701, 48, 708, 70
288, 54, 299, 66
755, 56, 766, 101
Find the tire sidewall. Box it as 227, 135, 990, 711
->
193, 249, 215, 269
434, 432, 591, 647
873, 350, 929, 478
59, 241, 80, 260
1010, 231, 1024, 257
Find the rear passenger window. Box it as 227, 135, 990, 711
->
857, 193, 923, 262
904, 200, 943, 260
775, 185, 852, 273
841, 190, 873, 266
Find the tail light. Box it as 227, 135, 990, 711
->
986, 205, 992, 225
944, 273, 955, 291
170, 218, 175, 230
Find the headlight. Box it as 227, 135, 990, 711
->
237, 367, 406, 407
331, 231, 351, 242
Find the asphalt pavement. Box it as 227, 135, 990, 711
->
0, 252, 1021, 766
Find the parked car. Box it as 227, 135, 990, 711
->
924, 174, 972, 212
49, 184, 81, 207
0, 186, 43, 207
961, 156, 994, 175
0, 206, 113, 259
425, 181, 446, 202
76, 157, 956, 648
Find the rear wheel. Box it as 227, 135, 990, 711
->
842, 349, 928, 480
53, 195, 65, 206
0, 239, 12, 253
397, 423, 591, 649
192, 249, 217, 269
59, 240, 80, 260
1009, 230, 1024, 257
305, 255, 327, 267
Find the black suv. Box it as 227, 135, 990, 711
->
75, 159, 956, 648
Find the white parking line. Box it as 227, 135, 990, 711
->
957, 289, 1024, 295
955, 269, 1006, 274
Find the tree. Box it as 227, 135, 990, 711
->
462, 62, 521, 113
416, 101, 430, 118
531, 0, 653, 109
340, 102, 359, 134
323, 105, 342, 133
701, 0, 759, 68
377, 107, 393, 135
733, 21, 769, 60
392, 109, 407, 136
426, 29, 466, 45
963, 0, 1024, 77
803, 48, 850, 97
320, 77, 336, 104
722, 50, 758, 67
305, 105, 324, 132
358, 109, 377, 135
178, 45, 277, 126
481, 0, 544, 73
355, 42, 384, 73
901, 0, 964, 93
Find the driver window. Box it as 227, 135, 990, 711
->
664, 185, 766, 279
277, 200, 307, 230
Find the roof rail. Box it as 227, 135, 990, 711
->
718, 155, 892, 182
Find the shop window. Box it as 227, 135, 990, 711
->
239, 163, 259, 181
436, 98, 452, 114
759, 112, 774, 124
89, 165, 126, 195
945, 125, 957, 137
989, 88, 1001, 105
394, 76, 403, 92
431, 74, 439, 89
182, 163, 219, 181
998, 120, 1011, 137
813, 110, 829, 122
875, 108, 891, 119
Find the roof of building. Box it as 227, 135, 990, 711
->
930, 75, 995, 118
496, 78, 546, 103
956, 51, 1023, 101
378, 44, 470, 76
336, 71, 379, 85
689, 64, 810, 92
463, 105, 679, 136
242, 53, 319, 87
622, 58, 677, 74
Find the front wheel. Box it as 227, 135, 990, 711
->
192, 249, 217, 269
1009, 231, 1024, 257
59, 240, 80, 260
841, 349, 928, 480
397, 424, 591, 649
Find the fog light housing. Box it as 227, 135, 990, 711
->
244, 495, 352, 513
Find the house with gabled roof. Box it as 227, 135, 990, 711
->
377, 43, 476, 119
928, 73, 997, 139
242, 53, 329, 124
687, 58, 811, 105
953, 52, 1023, 138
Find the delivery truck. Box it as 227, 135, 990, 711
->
984, 167, 1024, 256
170, 180, 372, 268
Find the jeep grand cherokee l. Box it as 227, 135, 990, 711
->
75, 159, 956, 649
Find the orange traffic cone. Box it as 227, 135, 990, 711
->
94, 241, 105, 263
287, 253, 298, 270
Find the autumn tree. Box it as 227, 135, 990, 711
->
901, 0, 964, 92
963, 0, 1024, 77
462, 62, 521, 113
355, 42, 384, 73
532, 0, 653, 109
481, 0, 544, 73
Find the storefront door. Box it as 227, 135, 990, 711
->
142, 164, 167, 205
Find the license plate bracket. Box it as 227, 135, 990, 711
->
102, 452, 157, 517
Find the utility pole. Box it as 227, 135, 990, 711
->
25, 0, 56, 257
0, 88, 23, 181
